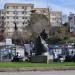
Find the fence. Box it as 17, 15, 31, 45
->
0, 45, 16, 61
48, 45, 75, 56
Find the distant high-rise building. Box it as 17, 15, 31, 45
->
69, 13, 75, 32
62, 15, 68, 24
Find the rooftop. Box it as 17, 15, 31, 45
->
4, 3, 34, 8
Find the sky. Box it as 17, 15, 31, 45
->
0, 0, 75, 15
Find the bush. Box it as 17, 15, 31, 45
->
65, 55, 74, 62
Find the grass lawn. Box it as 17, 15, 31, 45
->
0, 62, 75, 68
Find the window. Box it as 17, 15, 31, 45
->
22, 17, 24, 19
13, 6, 18, 9
13, 16, 15, 19
7, 17, 9, 19
23, 22, 24, 25
8, 27, 9, 29
23, 11, 27, 14
7, 11, 9, 14
24, 7, 27, 10
7, 21, 9, 24
24, 17, 27, 19
16, 6, 18, 9
31, 6, 33, 9
14, 21, 17, 25
22, 6, 24, 9
4, 17, 6, 19
13, 11, 15, 14
13, 6, 15, 9
2, 16, 4, 19
25, 11, 27, 14
13, 11, 17, 14
13, 16, 18, 19
25, 21, 28, 24
71, 27, 73, 29
13, 22, 17, 24
23, 21, 28, 25
16, 16, 18, 19
2, 11, 4, 14
13, 22, 14, 24
4, 22, 6, 25
22, 11, 24, 14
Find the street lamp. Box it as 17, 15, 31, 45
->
14, 10, 18, 45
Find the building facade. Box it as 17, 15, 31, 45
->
0, 9, 5, 41
4, 3, 34, 38
33, 8, 62, 27
68, 13, 75, 32
0, 3, 62, 39
33, 8, 50, 19
0, 9, 5, 31
50, 11, 62, 27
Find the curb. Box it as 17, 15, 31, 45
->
0, 67, 75, 72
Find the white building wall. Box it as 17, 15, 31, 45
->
4, 3, 33, 38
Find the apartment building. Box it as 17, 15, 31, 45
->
33, 8, 50, 19
33, 8, 62, 27
50, 11, 62, 27
0, 9, 5, 31
0, 9, 5, 41
4, 3, 34, 38
69, 13, 75, 32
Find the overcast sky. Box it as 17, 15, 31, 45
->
0, 0, 75, 15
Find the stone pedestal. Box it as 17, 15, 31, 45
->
47, 55, 53, 64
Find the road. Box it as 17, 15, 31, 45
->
0, 71, 75, 75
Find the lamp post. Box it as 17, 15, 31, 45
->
14, 10, 18, 45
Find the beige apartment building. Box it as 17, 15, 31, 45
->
50, 11, 62, 27
34, 8, 62, 27
33, 8, 50, 19
0, 3, 62, 39
4, 3, 34, 38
